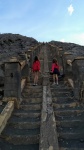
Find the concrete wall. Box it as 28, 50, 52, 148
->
72, 58, 84, 101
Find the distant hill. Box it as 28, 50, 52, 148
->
49, 40, 84, 59
0, 33, 38, 53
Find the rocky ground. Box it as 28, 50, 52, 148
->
50, 40, 84, 58
0, 33, 38, 61
0, 33, 38, 50
0, 33, 38, 99
0, 33, 84, 64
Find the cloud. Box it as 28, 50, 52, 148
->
68, 4, 74, 15
72, 33, 84, 45
63, 33, 84, 46
60, 39, 65, 42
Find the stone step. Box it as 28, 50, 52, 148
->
1, 134, 39, 145
22, 93, 42, 98
51, 88, 73, 92
56, 120, 84, 128
50, 80, 65, 84
57, 125, 84, 133
25, 85, 42, 89
21, 97, 42, 104
52, 91, 74, 97
50, 82, 69, 88
13, 112, 41, 118
23, 88, 43, 93
28, 82, 43, 86
58, 131, 84, 140
55, 109, 84, 116
50, 84, 67, 89
55, 111, 84, 120
59, 148, 84, 150
8, 121, 40, 129
53, 102, 80, 109
14, 108, 41, 113
0, 141, 39, 150
20, 104, 42, 111
10, 115, 40, 122
59, 138, 84, 149
52, 97, 74, 104
54, 104, 84, 111
2, 126, 40, 136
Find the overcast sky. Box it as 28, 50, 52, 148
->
0, 0, 84, 45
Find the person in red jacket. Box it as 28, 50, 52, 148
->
51, 58, 60, 85
32, 56, 40, 86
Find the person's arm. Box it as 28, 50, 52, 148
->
51, 63, 54, 72
31, 62, 34, 72
38, 61, 40, 71
39, 61, 41, 73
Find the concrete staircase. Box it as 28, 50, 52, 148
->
0, 44, 84, 150
0, 82, 43, 150
51, 80, 84, 150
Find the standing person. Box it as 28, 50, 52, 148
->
51, 58, 60, 85
32, 56, 40, 86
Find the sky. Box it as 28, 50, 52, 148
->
0, 0, 84, 46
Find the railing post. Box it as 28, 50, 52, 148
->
63, 52, 73, 78
3, 61, 21, 108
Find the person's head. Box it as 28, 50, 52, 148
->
34, 56, 38, 62
53, 58, 57, 63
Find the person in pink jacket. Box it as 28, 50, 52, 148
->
32, 56, 40, 86
51, 58, 60, 85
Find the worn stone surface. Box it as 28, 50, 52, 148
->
0, 101, 14, 134
0, 35, 84, 149
72, 59, 84, 101
67, 78, 74, 88
39, 45, 59, 150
